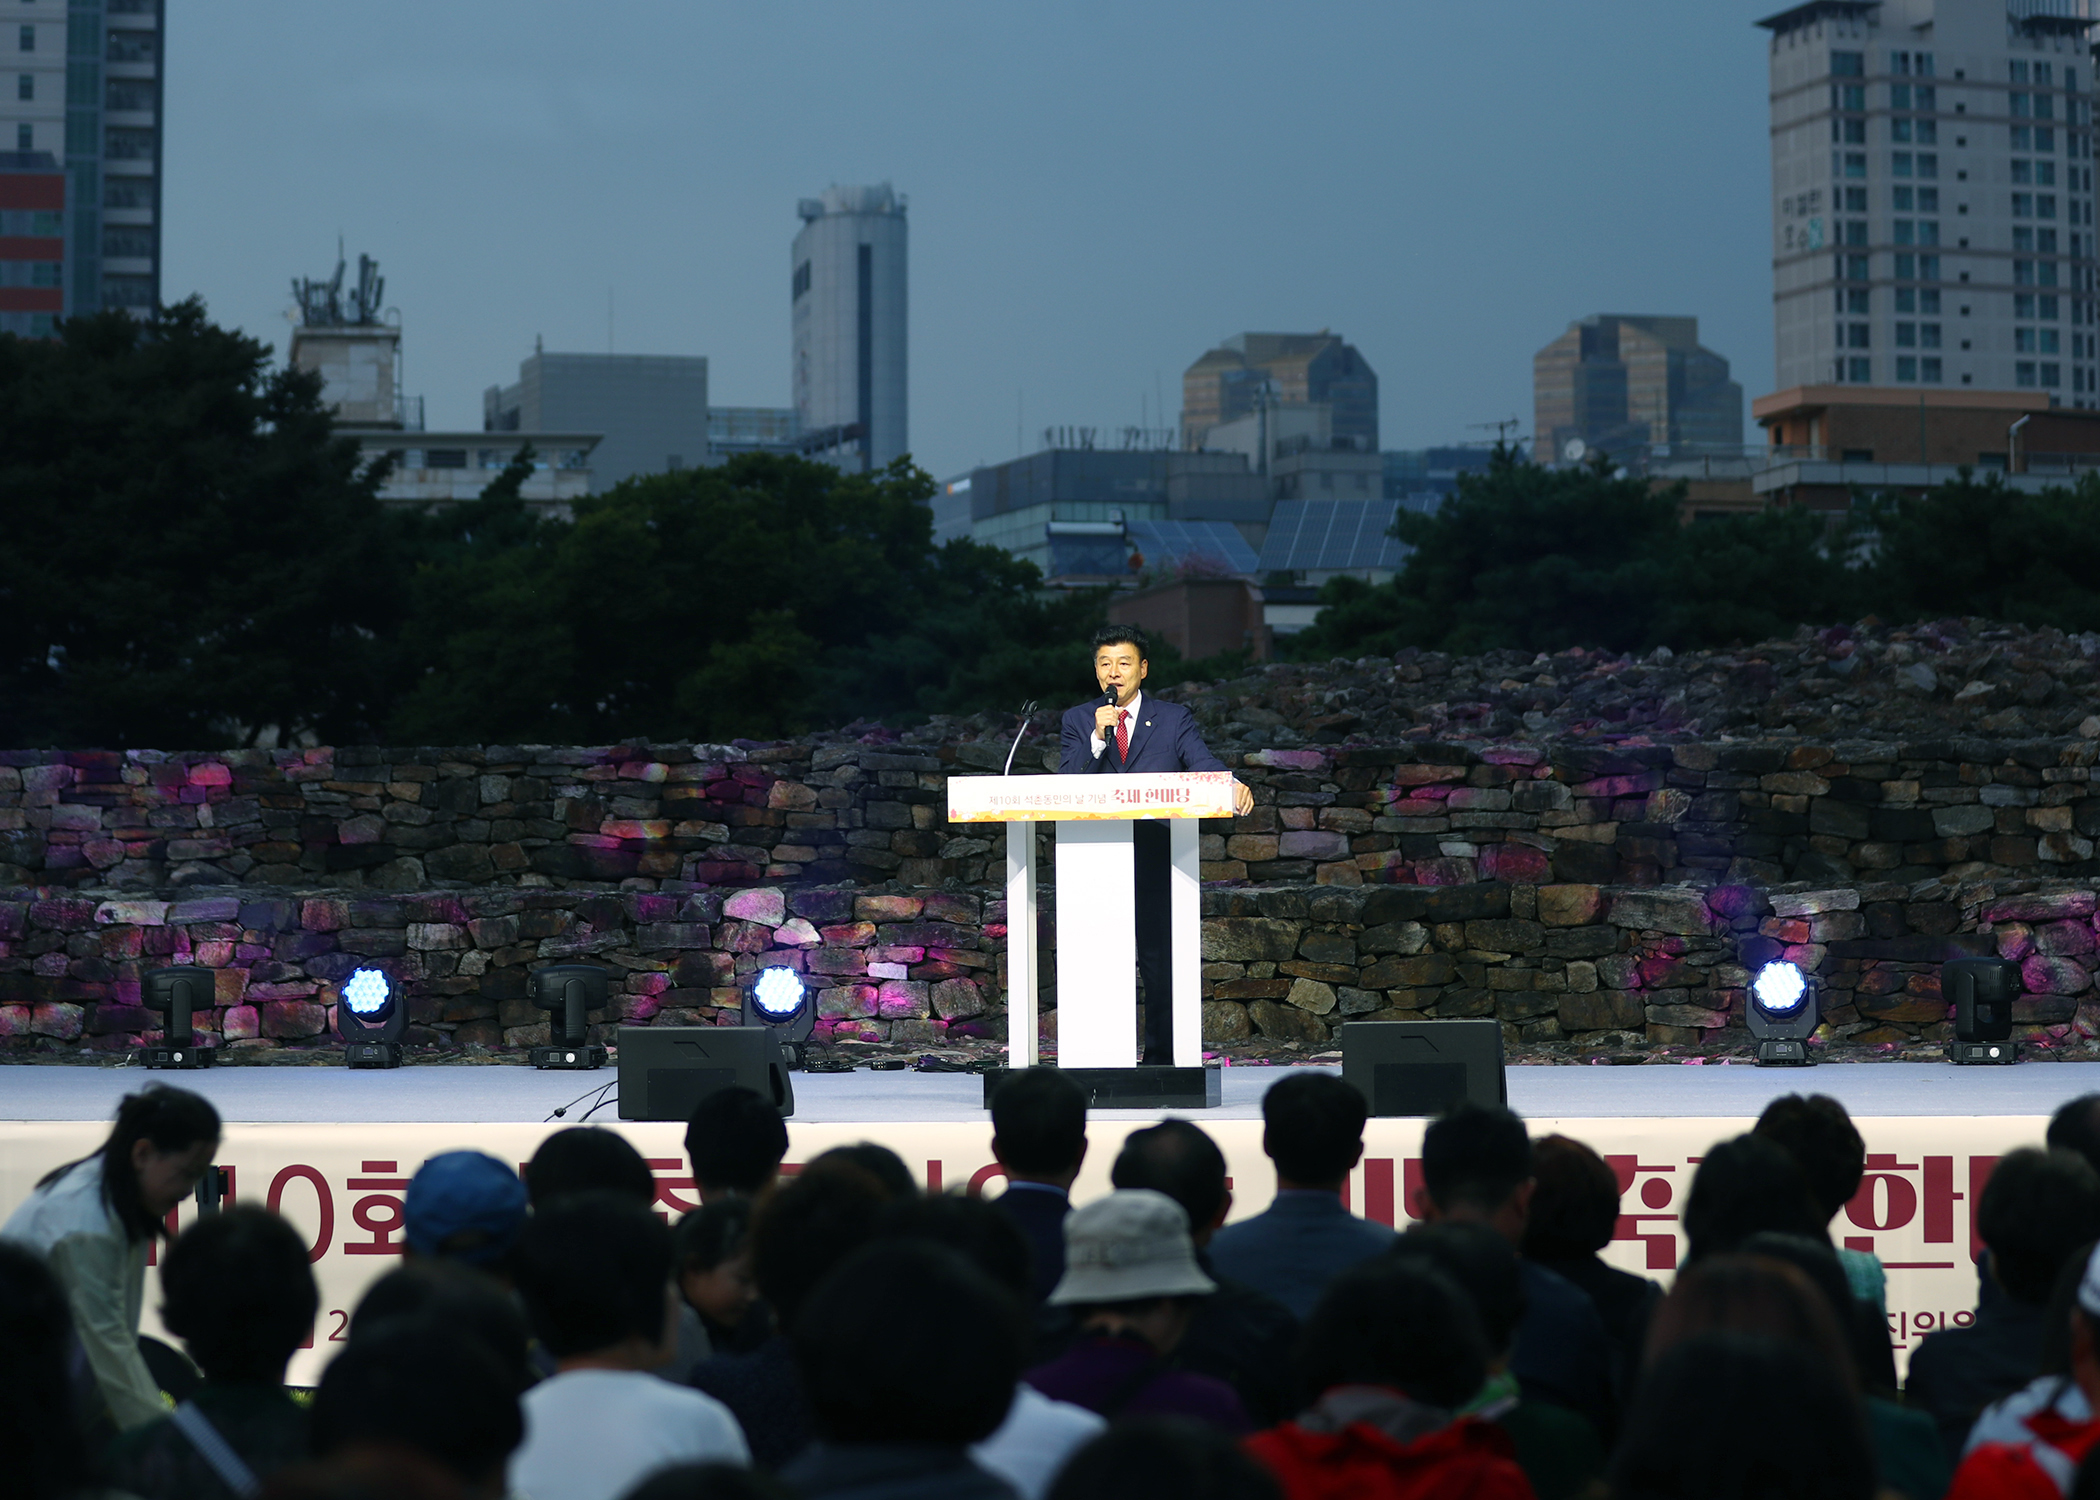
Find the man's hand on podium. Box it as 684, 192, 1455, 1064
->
1233, 779, 1254, 817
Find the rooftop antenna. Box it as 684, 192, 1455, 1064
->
1469, 417, 1523, 447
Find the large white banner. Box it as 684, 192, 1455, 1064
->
0, 1113, 2046, 1386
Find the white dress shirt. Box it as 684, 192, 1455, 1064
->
1089, 689, 1142, 762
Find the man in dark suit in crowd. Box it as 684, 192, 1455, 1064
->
988, 1067, 1089, 1306
1058, 625, 1252, 1065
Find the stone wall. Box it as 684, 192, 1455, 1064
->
10, 872, 2100, 1062
5, 734, 2100, 898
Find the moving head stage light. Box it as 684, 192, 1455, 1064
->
339, 967, 405, 1068
139, 966, 217, 1070
1945, 956, 2019, 1065
1747, 959, 1817, 1066
745, 965, 814, 1067
530, 964, 610, 1070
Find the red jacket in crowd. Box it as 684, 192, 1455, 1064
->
1246, 1412, 1536, 1500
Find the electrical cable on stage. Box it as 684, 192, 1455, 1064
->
546, 1079, 617, 1123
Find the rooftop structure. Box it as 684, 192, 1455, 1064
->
1181, 332, 1379, 454
484, 351, 709, 490
1535, 314, 1745, 464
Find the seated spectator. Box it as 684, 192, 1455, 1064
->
1110, 1118, 1299, 1425
1025, 1190, 1250, 1431
809, 1143, 919, 1200
527, 1126, 657, 1209
1912, 1148, 2100, 1461
1962, 1248, 2092, 1457
1735, 1228, 1898, 1397
0, 1241, 93, 1500
621, 1465, 791, 1500
403, 1150, 529, 1274
1393, 1221, 1604, 1500
1209, 1073, 1394, 1320
686, 1088, 790, 1203
509, 1194, 748, 1500
2050, 1096, 2100, 1178
1681, 1134, 1827, 1263
1656, 1245, 1944, 1500
1047, 1418, 1282, 1500
675, 1199, 765, 1360
1612, 1331, 1874, 1500
108, 1206, 318, 1500
349, 1260, 536, 1393
1755, 1094, 1884, 1314
688, 1158, 890, 1470
1411, 1102, 1615, 1440
2, 1084, 221, 1434
309, 1318, 524, 1500
988, 1068, 1089, 1306
1520, 1132, 1662, 1403
1246, 1256, 1531, 1500
875, 1193, 1104, 1500
1949, 1241, 2100, 1499
784, 1240, 1025, 1499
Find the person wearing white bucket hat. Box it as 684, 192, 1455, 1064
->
1022, 1190, 1251, 1433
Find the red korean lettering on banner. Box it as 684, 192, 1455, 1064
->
266, 1165, 335, 1263
645, 1158, 701, 1222
1839, 1154, 1970, 1270
343, 1160, 411, 1256
1605, 1155, 1681, 1271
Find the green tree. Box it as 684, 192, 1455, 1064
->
0, 302, 395, 748
1857, 470, 2100, 631
1287, 451, 1847, 658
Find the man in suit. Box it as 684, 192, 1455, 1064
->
1058, 625, 1253, 1065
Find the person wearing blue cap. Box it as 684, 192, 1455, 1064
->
404, 1151, 530, 1273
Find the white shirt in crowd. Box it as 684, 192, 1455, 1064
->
510, 1368, 749, 1500
1089, 690, 1142, 762
971, 1384, 1106, 1500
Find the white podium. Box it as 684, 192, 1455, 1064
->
948, 772, 1238, 1069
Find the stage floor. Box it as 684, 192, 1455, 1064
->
4, 1057, 2096, 1124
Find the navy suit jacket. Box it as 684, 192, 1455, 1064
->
1058, 695, 1227, 775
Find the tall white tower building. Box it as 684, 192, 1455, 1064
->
791, 183, 908, 471
1763, 0, 2099, 406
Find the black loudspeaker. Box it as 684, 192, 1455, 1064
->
1340, 1020, 1507, 1117
139, 967, 216, 1069
616, 1026, 795, 1121
1945, 956, 2019, 1065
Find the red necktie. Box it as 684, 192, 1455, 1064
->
1116, 709, 1130, 766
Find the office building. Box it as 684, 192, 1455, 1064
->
707, 406, 802, 459
1181, 332, 1379, 453
1534, 315, 1745, 463
484, 351, 710, 490
0, 151, 62, 336
0, 0, 164, 320
1761, 0, 2098, 402
792, 183, 907, 470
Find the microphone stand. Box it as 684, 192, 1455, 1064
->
1002, 701, 1040, 777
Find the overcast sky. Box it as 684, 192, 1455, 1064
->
165, 1, 1781, 480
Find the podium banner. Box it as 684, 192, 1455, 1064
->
947, 771, 1237, 823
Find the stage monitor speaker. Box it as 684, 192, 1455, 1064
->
616, 1026, 795, 1122
1339, 1019, 1506, 1118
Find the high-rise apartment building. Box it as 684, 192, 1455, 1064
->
1180, 333, 1378, 452
791, 183, 907, 471
0, 0, 163, 322
1534, 314, 1745, 461
1762, 0, 2098, 404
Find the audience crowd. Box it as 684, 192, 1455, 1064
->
12, 1067, 2100, 1500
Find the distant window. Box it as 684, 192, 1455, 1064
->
2018, 327, 2039, 352
2042, 294, 2061, 318
1834, 83, 1865, 111
1896, 253, 1917, 279
1918, 188, 1940, 212
792, 261, 810, 300
1917, 86, 1938, 111
17, 23, 30, 51
1893, 185, 1914, 211
2041, 195, 2059, 219
1893, 118, 1913, 143
1922, 357, 1943, 382
1844, 253, 1869, 280
1896, 287, 1917, 312
2017, 259, 2037, 285
2014, 160, 2034, 185
1849, 357, 1872, 382
1895, 219, 1916, 245
2014, 126, 2034, 151
12, 122, 24, 150
2018, 360, 2038, 386
1848, 322, 1872, 349
1922, 289, 1942, 313
1845, 219, 1868, 245
2018, 293, 2037, 317
1919, 220, 1940, 246
1896, 322, 1918, 347
2044, 362, 2062, 387
1835, 117, 1867, 144
1918, 154, 1939, 178
2016, 193, 2035, 217
1846, 152, 1869, 177
1892, 82, 1912, 109
2038, 63, 2054, 86
2038, 95, 2056, 122
14, 72, 26, 100
1921, 254, 1941, 280
2036, 128, 2056, 153
1897, 356, 1918, 382
426, 449, 467, 469
2017, 226, 2036, 252
29, 261, 56, 287
2039, 161, 2058, 186
1893, 152, 1913, 177
2014, 92, 2033, 119
2043, 329, 2062, 354
2040, 228, 2059, 252
1844, 185, 1868, 211
1847, 288, 1871, 313
1921, 323, 1942, 349
2012, 60, 2031, 84
1833, 51, 1865, 77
